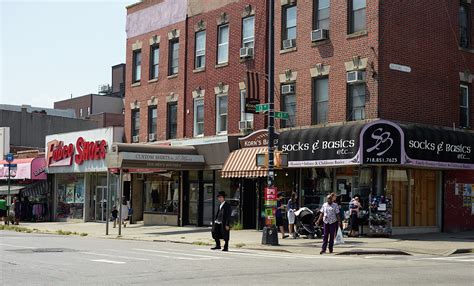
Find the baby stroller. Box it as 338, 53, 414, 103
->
294, 207, 322, 239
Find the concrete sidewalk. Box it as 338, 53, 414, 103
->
14, 221, 474, 256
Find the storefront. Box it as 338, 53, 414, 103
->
0, 157, 49, 221
277, 120, 474, 234
45, 127, 123, 222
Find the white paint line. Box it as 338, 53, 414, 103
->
132, 248, 223, 259
195, 248, 327, 260
105, 248, 211, 261
424, 255, 474, 261
456, 259, 474, 262
0, 243, 36, 249
90, 259, 126, 265
80, 252, 149, 261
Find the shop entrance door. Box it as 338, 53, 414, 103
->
94, 186, 108, 222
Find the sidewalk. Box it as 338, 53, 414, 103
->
13, 221, 474, 256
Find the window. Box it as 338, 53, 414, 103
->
281, 86, 296, 128
132, 49, 142, 83
242, 16, 255, 48
87, 107, 90, 116
194, 98, 204, 136
348, 83, 366, 120
167, 102, 177, 139
349, 0, 366, 34
312, 78, 329, 124
216, 95, 228, 134
217, 24, 229, 64
144, 172, 180, 214
148, 106, 157, 137
283, 5, 297, 41
150, 45, 159, 79
131, 109, 140, 138
195, 31, 206, 69
460, 2, 470, 48
168, 39, 179, 75
240, 90, 254, 122
313, 0, 330, 30
79, 108, 83, 117
460, 84, 470, 127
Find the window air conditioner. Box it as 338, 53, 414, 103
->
240, 47, 254, 58
346, 71, 365, 84
281, 84, 295, 95
148, 133, 156, 142
132, 135, 139, 143
282, 39, 296, 49
311, 29, 329, 42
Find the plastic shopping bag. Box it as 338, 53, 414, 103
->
335, 227, 344, 245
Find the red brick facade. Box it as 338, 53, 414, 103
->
444, 171, 474, 232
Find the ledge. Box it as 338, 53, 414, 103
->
347, 30, 368, 39
459, 47, 474, 53
193, 68, 206, 73
148, 78, 158, 83
279, 47, 297, 54
131, 82, 141, 87
215, 62, 229, 69
167, 74, 178, 79
312, 39, 331, 47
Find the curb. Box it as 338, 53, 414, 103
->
335, 249, 412, 256
449, 248, 474, 255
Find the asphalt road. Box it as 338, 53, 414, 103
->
0, 231, 473, 286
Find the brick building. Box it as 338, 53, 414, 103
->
121, 0, 474, 232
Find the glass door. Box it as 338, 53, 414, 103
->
94, 186, 108, 222
188, 182, 199, 225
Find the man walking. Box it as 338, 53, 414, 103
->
211, 191, 232, 252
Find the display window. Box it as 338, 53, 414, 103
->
144, 172, 180, 214
56, 174, 85, 220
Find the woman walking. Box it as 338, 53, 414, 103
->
316, 194, 342, 254
349, 195, 361, 237
287, 192, 299, 238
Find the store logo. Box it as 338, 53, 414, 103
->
366, 128, 394, 156
46, 137, 107, 167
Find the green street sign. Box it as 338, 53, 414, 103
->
274, 111, 289, 120
255, 103, 270, 113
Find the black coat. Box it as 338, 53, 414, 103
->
212, 201, 232, 241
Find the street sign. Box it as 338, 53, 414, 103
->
255, 103, 270, 113
274, 111, 289, 120
3, 164, 17, 167
5, 153, 14, 163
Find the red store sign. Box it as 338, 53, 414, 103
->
46, 137, 107, 167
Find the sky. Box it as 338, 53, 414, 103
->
0, 0, 135, 108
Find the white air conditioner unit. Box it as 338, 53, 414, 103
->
282, 39, 296, 49
311, 29, 329, 42
281, 84, 295, 95
346, 71, 365, 84
148, 133, 156, 142
239, 120, 254, 131
132, 135, 139, 143
240, 47, 254, 58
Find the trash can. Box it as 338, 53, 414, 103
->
261, 225, 279, 246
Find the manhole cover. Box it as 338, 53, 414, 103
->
7, 248, 77, 254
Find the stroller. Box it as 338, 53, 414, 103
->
294, 207, 322, 239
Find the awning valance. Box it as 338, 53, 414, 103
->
221, 147, 267, 178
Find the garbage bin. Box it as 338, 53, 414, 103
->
261, 225, 279, 245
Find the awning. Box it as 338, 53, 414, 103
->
0, 185, 23, 196
0, 157, 46, 180
221, 147, 267, 178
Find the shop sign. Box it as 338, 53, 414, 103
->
46, 137, 107, 167
278, 124, 363, 167
239, 129, 279, 148
121, 152, 205, 163
361, 122, 402, 164
264, 187, 277, 226
245, 98, 260, 114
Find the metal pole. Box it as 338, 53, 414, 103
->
7, 163, 11, 223
105, 171, 110, 235
118, 169, 123, 236
267, 0, 275, 191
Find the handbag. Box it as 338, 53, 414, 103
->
335, 227, 345, 245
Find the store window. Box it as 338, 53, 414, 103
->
56, 174, 85, 220
215, 171, 240, 225
144, 172, 180, 214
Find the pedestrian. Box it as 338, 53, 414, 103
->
287, 192, 299, 238
0, 196, 6, 224
316, 194, 342, 254
13, 197, 21, 225
120, 199, 129, 228
111, 206, 118, 228
276, 192, 288, 239
349, 195, 361, 237
211, 191, 232, 252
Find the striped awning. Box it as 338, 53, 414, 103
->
221, 147, 267, 178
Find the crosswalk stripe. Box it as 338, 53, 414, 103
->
80, 252, 149, 261
90, 259, 126, 264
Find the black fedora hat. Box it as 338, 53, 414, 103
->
216, 191, 226, 198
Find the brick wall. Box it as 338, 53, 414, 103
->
185, 0, 267, 137
443, 170, 474, 232
54, 95, 92, 119
379, 1, 474, 128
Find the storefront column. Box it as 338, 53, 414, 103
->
376, 166, 383, 196
83, 174, 89, 223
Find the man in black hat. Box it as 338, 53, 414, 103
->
211, 191, 232, 251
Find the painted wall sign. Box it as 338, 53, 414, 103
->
239, 129, 279, 148
389, 63, 412, 73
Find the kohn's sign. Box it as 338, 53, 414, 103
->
47, 137, 107, 167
